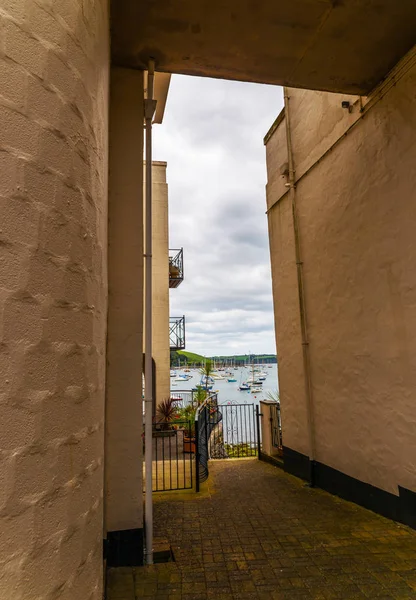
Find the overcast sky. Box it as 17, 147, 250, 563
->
153, 75, 283, 357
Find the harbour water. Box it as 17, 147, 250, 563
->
171, 364, 279, 405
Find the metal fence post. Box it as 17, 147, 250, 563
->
255, 405, 261, 458
195, 416, 200, 493
204, 404, 209, 459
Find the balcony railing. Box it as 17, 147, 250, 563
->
169, 248, 184, 288
169, 316, 185, 350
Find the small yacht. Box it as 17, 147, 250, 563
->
246, 378, 263, 386
251, 386, 262, 394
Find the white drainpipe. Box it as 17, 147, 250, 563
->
144, 58, 157, 565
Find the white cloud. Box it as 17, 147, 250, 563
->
153, 75, 283, 356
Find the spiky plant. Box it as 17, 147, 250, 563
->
156, 397, 178, 429
201, 358, 212, 390
193, 385, 208, 407
266, 389, 280, 403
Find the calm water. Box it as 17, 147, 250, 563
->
170, 364, 279, 405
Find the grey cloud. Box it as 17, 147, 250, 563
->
154, 75, 283, 355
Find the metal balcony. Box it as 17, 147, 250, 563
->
169, 316, 185, 350
169, 248, 184, 288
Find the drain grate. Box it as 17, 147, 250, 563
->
153, 539, 175, 563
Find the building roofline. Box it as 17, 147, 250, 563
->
263, 107, 285, 146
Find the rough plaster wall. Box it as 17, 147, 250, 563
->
266, 63, 416, 495
296, 72, 416, 496
143, 162, 170, 408
267, 202, 310, 458
288, 88, 359, 179
0, 1, 109, 598
266, 123, 309, 457
265, 114, 288, 212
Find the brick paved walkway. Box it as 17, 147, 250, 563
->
107, 459, 416, 599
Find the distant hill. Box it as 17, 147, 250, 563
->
177, 350, 206, 363
212, 354, 277, 364
171, 350, 277, 366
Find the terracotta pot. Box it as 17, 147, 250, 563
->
183, 436, 196, 454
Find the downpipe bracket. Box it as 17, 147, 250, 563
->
144, 99, 157, 120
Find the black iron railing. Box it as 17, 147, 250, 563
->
169, 248, 184, 288
169, 316, 185, 350
149, 420, 194, 491
270, 402, 283, 449
195, 393, 222, 491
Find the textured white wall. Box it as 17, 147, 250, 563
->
266, 57, 416, 496
0, 0, 109, 598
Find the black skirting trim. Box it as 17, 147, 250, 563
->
313, 461, 401, 522
282, 446, 313, 482
283, 446, 415, 530
399, 486, 416, 529
259, 451, 284, 470
106, 528, 144, 567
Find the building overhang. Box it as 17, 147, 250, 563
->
111, 0, 416, 95
144, 72, 171, 124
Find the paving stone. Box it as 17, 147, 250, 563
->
107, 459, 416, 600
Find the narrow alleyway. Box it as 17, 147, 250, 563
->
107, 459, 416, 599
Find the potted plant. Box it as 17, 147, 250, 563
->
178, 403, 196, 453
155, 397, 178, 435
181, 385, 210, 453
183, 430, 196, 453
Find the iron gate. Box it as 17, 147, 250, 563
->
149, 420, 194, 492
195, 393, 222, 491
214, 403, 260, 458
196, 400, 260, 491
149, 400, 261, 492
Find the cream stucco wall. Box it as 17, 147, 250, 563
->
265, 51, 416, 497
267, 189, 310, 459
143, 162, 170, 409
0, 1, 109, 598
265, 111, 311, 457
105, 68, 144, 535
